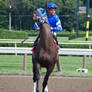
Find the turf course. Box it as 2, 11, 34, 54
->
0, 55, 92, 77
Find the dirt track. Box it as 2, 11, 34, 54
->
0, 75, 92, 92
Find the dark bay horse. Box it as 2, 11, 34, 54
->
32, 9, 61, 92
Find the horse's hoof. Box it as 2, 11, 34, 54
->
36, 89, 39, 92
36, 91, 39, 92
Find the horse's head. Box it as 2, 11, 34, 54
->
33, 8, 48, 24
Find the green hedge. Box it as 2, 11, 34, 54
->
28, 29, 70, 37
29, 30, 92, 40
57, 30, 70, 37
0, 42, 91, 49
0, 29, 28, 39
0, 43, 33, 47
60, 44, 90, 49
69, 31, 92, 40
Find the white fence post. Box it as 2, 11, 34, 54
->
15, 42, 17, 56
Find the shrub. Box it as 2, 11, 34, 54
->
69, 31, 92, 40
60, 44, 90, 49
0, 29, 28, 39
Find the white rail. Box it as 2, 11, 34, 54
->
0, 47, 92, 71
0, 47, 92, 55
0, 40, 92, 52
60, 48, 92, 55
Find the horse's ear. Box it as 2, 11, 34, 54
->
34, 8, 37, 11
41, 9, 46, 14
33, 8, 37, 13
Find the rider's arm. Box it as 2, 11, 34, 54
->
33, 22, 40, 31
51, 16, 62, 32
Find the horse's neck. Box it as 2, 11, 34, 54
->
41, 24, 50, 36
40, 23, 53, 49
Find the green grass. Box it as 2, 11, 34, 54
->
0, 55, 32, 73
61, 56, 92, 77
20, 36, 92, 43
26, 36, 69, 42
0, 36, 91, 43
0, 55, 92, 77
57, 37, 69, 42
71, 36, 92, 41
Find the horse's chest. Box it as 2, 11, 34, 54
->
37, 50, 51, 66
39, 55, 51, 67
39, 50, 47, 60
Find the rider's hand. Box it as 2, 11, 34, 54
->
50, 27, 53, 30
36, 27, 40, 31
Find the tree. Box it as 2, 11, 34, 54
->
60, 0, 77, 31
0, 0, 8, 28
4, 0, 35, 30
90, 0, 92, 8
0, 0, 91, 31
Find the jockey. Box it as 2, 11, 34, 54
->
32, 3, 62, 51
47, 2, 62, 45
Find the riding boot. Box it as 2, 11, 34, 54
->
53, 35, 60, 49
53, 34, 58, 45
53, 35, 58, 45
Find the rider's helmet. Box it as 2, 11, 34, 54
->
47, 2, 57, 10
37, 8, 46, 17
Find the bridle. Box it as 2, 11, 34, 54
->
33, 10, 48, 24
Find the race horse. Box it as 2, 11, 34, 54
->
32, 8, 61, 92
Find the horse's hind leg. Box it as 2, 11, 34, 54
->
32, 63, 40, 92
56, 56, 61, 71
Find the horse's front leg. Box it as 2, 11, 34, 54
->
36, 79, 40, 92
32, 82, 36, 92
32, 63, 40, 92
42, 65, 54, 92
36, 63, 40, 92
44, 85, 48, 92
32, 63, 37, 92
42, 72, 49, 92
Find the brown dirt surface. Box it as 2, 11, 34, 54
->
0, 75, 92, 92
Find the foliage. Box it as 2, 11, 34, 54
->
90, 0, 92, 8
0, 55, 92, 77
28, 29, 70, 36
0, 0, 8, 28
0, 29, 28, 39
0, 0, 92, 31
60, 0, 77, 31
69, 31, 92, 40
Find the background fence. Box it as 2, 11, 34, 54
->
0, 41, 92, 76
